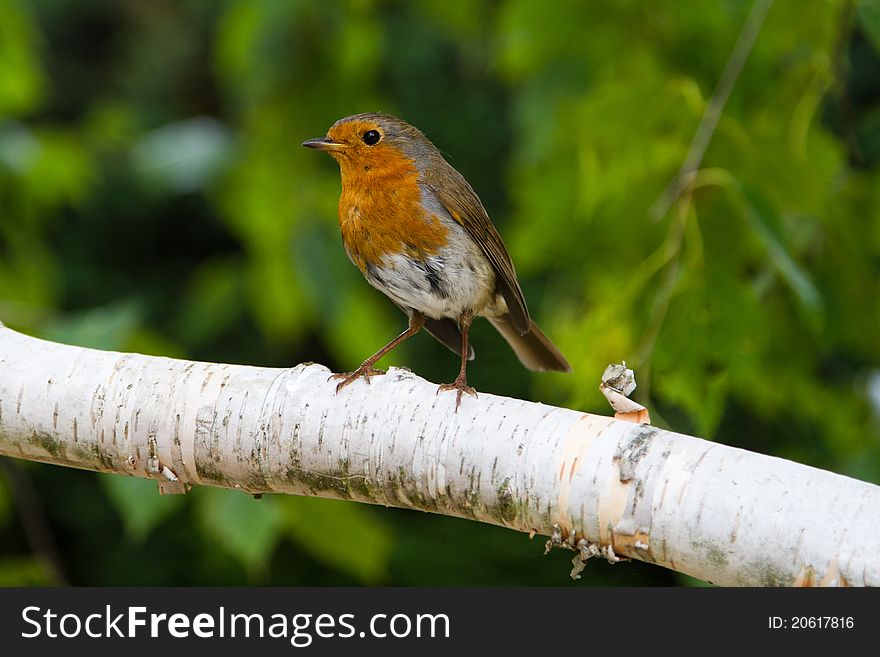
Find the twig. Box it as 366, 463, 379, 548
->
0, 459, 69, 585
650, 0, 774, 219
831, 0, 861, 165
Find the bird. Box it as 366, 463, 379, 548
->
303, 112, 571, 407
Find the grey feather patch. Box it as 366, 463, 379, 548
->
423, 258, 449, 299
365, 262, 385, 287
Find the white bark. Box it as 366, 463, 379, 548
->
0, 324, 877, 586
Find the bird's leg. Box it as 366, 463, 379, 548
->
332, 312, 426, 393
437, 313, 477, 410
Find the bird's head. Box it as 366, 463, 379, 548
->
302, 112, 439, 179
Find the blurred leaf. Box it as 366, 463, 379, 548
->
0, 0, 45, 115
854, 105, 880, 166
335, 11, 383, 81
100, 474, 185, 542
175, 257, 244, 347
131, 117, 235, 194
0, 232, 56, 308
41, 301, 143, 350
738, 186, 823, 320
281, 496, 392, 584
420, 0, 484, 39
0, 556, 50, 586
869, 370, 880, 417
215, 0, 305, 100
0, 120, 40, 173
0, 467, 10, 528
857, 0, 880, 52
83, 101, 141, 150
247, 254, 309, 342
123, 328, 187, 360
196, 487, 283, 576
22, 129, 95, 208
327, 290, 401, 368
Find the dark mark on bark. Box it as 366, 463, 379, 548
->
613, 425, 658, 483
496, 477, 517, 523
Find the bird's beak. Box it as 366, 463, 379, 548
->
302, 137, 345, 152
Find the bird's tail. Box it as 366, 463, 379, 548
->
488, 314, 572, 373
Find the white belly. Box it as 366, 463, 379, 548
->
360, 225, 497, 320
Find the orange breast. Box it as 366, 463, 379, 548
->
337, 146, 449, 273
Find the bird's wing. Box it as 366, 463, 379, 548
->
425, 166, 530, 334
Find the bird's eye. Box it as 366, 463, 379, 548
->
362, 130, 381, 146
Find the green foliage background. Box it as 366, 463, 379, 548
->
1, 0, 879, 586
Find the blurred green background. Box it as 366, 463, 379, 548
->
1, 0, 879, 586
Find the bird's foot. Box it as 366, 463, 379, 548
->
437, 376, 477, 411
330, 364, 386, 393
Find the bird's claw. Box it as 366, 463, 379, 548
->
437, 377, 477, 411
330, 365, 386, 393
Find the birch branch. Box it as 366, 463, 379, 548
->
0, 324, 877, 587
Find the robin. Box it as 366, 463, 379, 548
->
303, 112, 571, 407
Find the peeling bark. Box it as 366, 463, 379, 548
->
0, 325, 878, 586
